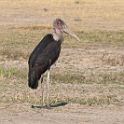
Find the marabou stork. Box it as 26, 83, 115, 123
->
28, 18, 80, 108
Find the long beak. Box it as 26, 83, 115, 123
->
63, 27, 80, 41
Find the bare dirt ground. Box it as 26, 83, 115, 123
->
1, 107, 124, 124
0, 0, 124, 124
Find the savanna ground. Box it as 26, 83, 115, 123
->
0, 0, 124, 123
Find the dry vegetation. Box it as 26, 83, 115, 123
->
0, 0, 124, 123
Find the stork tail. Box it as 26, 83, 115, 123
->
28, 68, 38, 89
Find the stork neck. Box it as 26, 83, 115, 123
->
52, 28, 64, 41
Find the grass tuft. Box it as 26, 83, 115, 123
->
78, 30, 124, 46
0, 66, 27, 79
67, 97, 116, 106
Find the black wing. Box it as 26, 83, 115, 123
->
28, 34, 62, 89
28, 34, 54, 68
34, 39, 62, 76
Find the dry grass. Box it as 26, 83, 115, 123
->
0, 0, 124, 108
0, 28, 124, 61
0, 64, 124, 107
1, 0, 124, 30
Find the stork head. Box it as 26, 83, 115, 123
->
53, 18, 80, 41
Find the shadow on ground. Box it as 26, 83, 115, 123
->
31, 102, 68, 109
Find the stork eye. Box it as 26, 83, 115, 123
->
57, 21, 62, 28
57, 21, 61, 26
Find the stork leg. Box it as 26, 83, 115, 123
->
46, 69, 50, 108
41, 75, 44, 108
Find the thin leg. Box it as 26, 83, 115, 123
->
41, 75, 44, 108
46, 69, 50, 108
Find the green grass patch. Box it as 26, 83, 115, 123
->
0, 28, 124, 60
0, 94, 119, 106
46, 96, 119, 106
0, 65, 123, 85
0, 66, 27, 79
51, 72, 85, 84
51, 71, 124, 84
67, 96, 119, 106
78, 30, 124, 46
